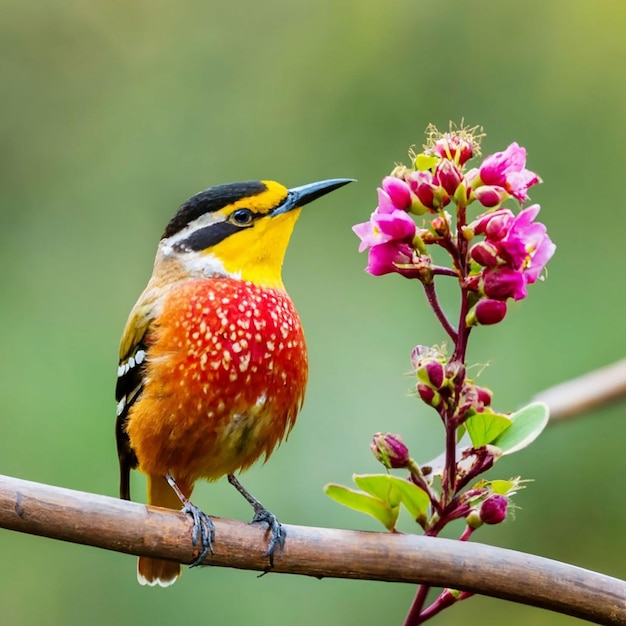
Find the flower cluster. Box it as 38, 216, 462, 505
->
328, 125, 553, 625
469, 205, 556, 309
353, 129, 555, 325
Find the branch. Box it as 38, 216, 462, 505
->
535, 358, 626, 422
1, 475, 625, 624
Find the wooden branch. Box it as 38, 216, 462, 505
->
535, 358, 626, 422
1, 475, 624, 624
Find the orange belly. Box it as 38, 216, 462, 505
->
126, 278, 308, 483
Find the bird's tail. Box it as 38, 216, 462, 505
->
137, 474, 191, 587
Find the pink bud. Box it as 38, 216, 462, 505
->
370, 432, 410, 469
425, 361, 445, 389
474, 185, 506, 208
475, 299, 507, 325
434, 160, 463, 196
431, 215, 449, 236
382, 177, 412, 210
417, 382, 438, 407
474, 209, 514, 239
483, 267, 527, 301
475, 386, 493, 407
480, 495, 508, 525
415, 182, 436, 210
470, 241, 499, 268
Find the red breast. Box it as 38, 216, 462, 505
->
125, 278, 308, 482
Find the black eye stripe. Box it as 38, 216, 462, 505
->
162, 181, 268, 239
173, 221, 249, 252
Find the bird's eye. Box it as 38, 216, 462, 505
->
231, 209, 254, 226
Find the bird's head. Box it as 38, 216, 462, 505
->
158, 178, 353, 288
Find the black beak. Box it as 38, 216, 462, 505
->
272, 178, 355, 216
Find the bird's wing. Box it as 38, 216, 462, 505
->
115, 296, 157, 501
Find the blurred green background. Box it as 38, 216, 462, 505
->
1, 1, 625, 624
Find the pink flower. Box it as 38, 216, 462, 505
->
504, 205, 555, 284
381, 176, 412, 210
479, 142, 540, 202
483, 267, 527, 301
405, 170, 449, 212
353, 188, 416, 253
472, 205, 555, 295
365, 241, 414, 276
431, 133, 474, 166
353, 210, 416, 253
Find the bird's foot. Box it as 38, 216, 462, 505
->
250, 505, 286, 568
165, 473, 214, 568
227, 473, 285, 570
183, 501, 215, 567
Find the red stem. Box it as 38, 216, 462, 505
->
422, 281, 458, 343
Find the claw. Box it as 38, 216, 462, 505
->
250, 507, 286, 567
183, 502, 215, 567
227, 473, 285, 570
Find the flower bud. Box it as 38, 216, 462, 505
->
474, 209, 514, 239
434, 160, 463, 196
370, 432, 410, 469
475, 299, 507, 325
382, 176, 412, 210
470, 241, 500, 268
411, 345, 443, 370
425, 361, 445, 389
466, 509, 483, 530
445, 360, 466, 386
417, 382, 441, 408
480, 495, 508, 525
415, 181, 436, 210
474, 385, 493, 407
474, 185, 506, 208
431, 215, 450, 236
483, 267, 527, 301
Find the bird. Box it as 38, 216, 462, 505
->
115, 177, 353, 587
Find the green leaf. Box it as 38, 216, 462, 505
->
465, 410, 512, 447
353, 474, 401, 506
324, 483, 399, 530
385, 475, 430, 521
489, 479, 517, 495
353, 474, 430, 523
493, 402, 549, 455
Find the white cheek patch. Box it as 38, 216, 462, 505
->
161, 211, 227, 252
178, 251, 241, 280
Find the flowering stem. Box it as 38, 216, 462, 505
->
419, 590, 474, 622
442, 416, 457, 503
459, 525, 474, 542
422, 281, 457, 343
430, 265, 458, 278
403, 583, 431, 626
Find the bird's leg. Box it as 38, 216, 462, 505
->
227, 473, 286, 568
166, 473, 214, 567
